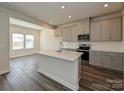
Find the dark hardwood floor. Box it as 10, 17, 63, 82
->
0, 55, 70, 91
79, 62, 123, 91
0, 54, 123, 91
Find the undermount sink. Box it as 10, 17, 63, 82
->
56, 50, 71, 53
56, 50, 62, 52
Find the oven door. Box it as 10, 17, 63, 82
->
82, 51, 89, 61
77, 49, 89, 61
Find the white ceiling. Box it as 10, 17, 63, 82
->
0, 2, 123, 26
10, 17, 46, 30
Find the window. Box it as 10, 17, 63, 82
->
12, 33, 24, 50
25, 35, 34, 49
12, 33, 34, 50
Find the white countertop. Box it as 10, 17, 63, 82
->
38, 50, 83, 61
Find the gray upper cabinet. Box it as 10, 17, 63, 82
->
110, 17, 122, 41
62, 25, 79, 42
100, 20, 110, 41
60, 18, 89, 42
62, 24, 82, 42
90, 21, 101, 41
54, 28, 62, 37
80, 18, 89, 34
90, 14, 122, 41
62, 27, 71, 42
70, 25, 79, 42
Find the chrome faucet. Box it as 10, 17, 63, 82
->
59, 42, 63, 52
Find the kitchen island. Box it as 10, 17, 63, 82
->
37, 50, 82, 90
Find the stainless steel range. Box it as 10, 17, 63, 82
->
77, 44, 90, 61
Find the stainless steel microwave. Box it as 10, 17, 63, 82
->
78, 34, 90, 41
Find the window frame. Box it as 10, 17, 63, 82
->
12, 33, 35, 50
25, 34, 35, 49
12, 33, 24, 50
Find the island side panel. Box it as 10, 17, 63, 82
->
38, 54, 79, 90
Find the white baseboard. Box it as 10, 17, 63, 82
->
10, 53, 37, 58
0, 69, 9, 75
38, 69, 79, 91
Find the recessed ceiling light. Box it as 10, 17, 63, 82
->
61, 5, 65, 9
69, 16, 72, 19
104, 3, 109, 7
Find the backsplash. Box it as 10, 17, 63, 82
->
63, 42, 90, 49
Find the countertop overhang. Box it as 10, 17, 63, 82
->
37, 50, 83, 61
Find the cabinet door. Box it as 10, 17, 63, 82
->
80, 18, 89, 34
110, 17, 122, 41
70, 25, 79, 42
62, 28, 67, 42
111, 56, 123, 71
122, 54, 124, 71
90, 21, 101, 41
54, 28, 62, 37
62, 25, 80, 42
101, 55, 111, 68
89, 51, 101, 66
62, 27, 71, 42
100, 20, 110, 41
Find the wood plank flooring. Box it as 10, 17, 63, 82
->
79, 63, 123, 91
0, 54, 70, 91
0, 54, 123, 91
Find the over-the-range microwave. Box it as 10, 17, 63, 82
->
78, 34, 90, 41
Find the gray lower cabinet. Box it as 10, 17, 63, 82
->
89, 51, 101, 66
101, 55, 111, 68
111, 56, 123, 71
90, 50, 123, 71
122, 54, 124, 72
123, 55, 124, 72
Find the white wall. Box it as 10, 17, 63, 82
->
0, 9, 9, 74
40, 29, 62, 51
10, 25, 40, 58
0, 6, 51, 74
